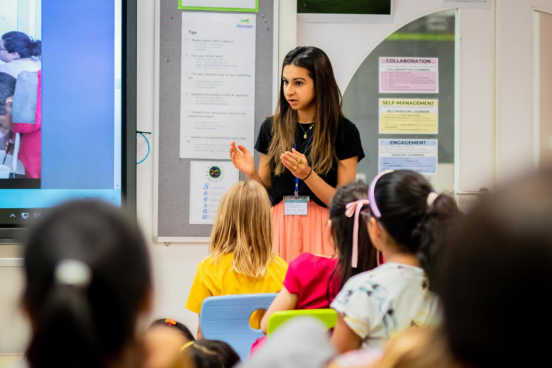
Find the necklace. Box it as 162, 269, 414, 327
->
298, 123, 314, 139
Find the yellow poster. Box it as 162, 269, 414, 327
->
379, 99, 438, 134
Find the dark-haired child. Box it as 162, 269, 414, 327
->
22, 200, 152, 368
145, 318, 195, 368
183, 339, 240, 368
331, 170, 461, 353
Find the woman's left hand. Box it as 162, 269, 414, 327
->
281, 148, 311, 180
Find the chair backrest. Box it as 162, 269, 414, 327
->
11, 71, 39, 175
200, 293, 277, 360
266, 309, 338, 336
13, 71, 38, 125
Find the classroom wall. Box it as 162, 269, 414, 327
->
141, 0, 464, 335
297, 0, 446, 92
136, 0, 207, 336
297, 0, 497, 202
1, 0, 550, 359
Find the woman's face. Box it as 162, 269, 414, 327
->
0, 39, 19, 63
282, 64, 315, 111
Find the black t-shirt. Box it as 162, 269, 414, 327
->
254, 117, 365, 207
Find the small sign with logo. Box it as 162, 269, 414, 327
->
189, 161, 239, 224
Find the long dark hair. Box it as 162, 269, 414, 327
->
268, 46, 342, 176
374, 170, 461, 289
2, 31, 41, 58
23, 200, 152, 368
328, 181, 378, 298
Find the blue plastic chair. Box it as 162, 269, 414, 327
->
199, 293, 277, 360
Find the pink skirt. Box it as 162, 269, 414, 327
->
271, 201, 335, 263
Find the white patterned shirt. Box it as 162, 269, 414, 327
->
331, 262, 441, 349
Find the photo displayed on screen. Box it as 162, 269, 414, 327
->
0, 0, 123, 226
0, 1, 41, 188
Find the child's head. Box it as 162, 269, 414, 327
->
150, 319, 195, 342
145, 319, 195, 368
367, 170, 461, 287
23, 200, 152, 368
0, 71, 15, 128
211, 181, 273, 278
184, 339, 240, 368
442, 169, 552, 367
270, 46, 342, 176
329, 181, 378, 291
1, 31, 41, 62
368, 327, 460, 368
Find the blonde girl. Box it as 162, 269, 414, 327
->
185, 181, 288, 338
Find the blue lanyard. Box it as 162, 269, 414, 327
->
293, 134, 314, 197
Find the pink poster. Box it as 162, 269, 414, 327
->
379, 57, 439, 94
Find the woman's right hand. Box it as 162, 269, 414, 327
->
229, 142, 256, 177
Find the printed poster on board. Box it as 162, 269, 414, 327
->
379, 57, 439, 94
180, 12, 256, 159
379, 139, 438, 175
379, 99, 439, 134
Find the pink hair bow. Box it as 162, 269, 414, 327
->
345, 199, 370, 268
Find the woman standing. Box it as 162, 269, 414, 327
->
230, 46, 364, 262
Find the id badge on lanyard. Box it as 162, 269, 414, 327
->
284, 195, 309, 216
284, 141, 311, 216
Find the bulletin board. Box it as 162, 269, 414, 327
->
153, 0, 278, 242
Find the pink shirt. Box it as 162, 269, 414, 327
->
12, 70, 41, 179
284, 252, 340, 309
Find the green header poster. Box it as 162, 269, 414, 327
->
179, 0, 259, 12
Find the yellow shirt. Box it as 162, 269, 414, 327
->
185, 253, 288, 314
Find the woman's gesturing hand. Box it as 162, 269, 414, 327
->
281, 148, 311, 180
229, 141, 256, 177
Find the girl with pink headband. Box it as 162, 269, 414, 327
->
331, 170, 462, 354
261, 182, 378, 334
